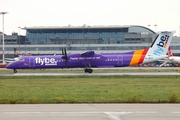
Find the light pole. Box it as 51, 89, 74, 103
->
154, 24, 157, 32
88, 26, 91, 49
18, 26, 21, 54
83, 24, 86, 52
0, 12, 8, 64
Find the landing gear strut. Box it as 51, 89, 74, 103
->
13, 69, 17, 73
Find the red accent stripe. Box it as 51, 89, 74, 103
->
138, 48, 149, 64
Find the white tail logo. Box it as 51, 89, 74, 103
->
153, 35, 170, 56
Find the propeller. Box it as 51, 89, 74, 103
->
61, 48, 68, 65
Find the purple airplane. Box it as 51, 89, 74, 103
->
6, 31, 175, 73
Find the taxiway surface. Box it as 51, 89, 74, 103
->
0, 72, 180, 76
0, 67, 179, 70
1, 104, 180, 120
1, 67, 180, 76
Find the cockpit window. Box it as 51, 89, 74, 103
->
19, 57, 24, 61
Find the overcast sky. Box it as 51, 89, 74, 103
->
0, 0, 180, 36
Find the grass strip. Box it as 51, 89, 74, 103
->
0, 76, 180, 104
0, 68, 178, 73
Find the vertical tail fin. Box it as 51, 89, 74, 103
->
14, 48, 19, 58
168, 46, 173, 57
147, 31, 175, 56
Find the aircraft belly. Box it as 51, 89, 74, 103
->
143, 55, 168, 64
173, 58, 180, 63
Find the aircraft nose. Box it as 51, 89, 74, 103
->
6, 63, 15, 69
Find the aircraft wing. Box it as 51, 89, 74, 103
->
1, 56, 21, 64
80, 50, 95, 56
0, 59, 13, 63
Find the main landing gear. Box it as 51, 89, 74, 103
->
84, 63, 93, 73
13, 69, 17, 73
84, 68, 93, 73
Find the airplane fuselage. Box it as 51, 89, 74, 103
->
169, 56, 180, 63
7, 51, 167, 70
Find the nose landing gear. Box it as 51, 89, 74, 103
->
13, 69, 17, 73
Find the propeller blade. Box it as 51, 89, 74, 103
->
61, 48, 68, 61
62, 48, 68, 66
62, 48, 64, 55
64, 48, 67, 57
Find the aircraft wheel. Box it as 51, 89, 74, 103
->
88, 69, 93, 73
13, 69, 17, 73
84, 69, 88, 73
84, 69, 93, 73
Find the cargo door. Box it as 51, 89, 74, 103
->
118, 56, 123, 66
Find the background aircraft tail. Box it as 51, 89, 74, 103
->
168, 46, 173, 57
14, 48, 19, 58
147, 31, 175, 56
2, 48, 20, 63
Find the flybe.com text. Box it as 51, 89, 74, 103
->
153, 35, 169, 56
35, 57, 57, 65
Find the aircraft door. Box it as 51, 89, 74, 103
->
118, 56, 123, 66
29, 57, 35, 68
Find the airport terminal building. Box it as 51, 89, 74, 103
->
1, 25, 180, 58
